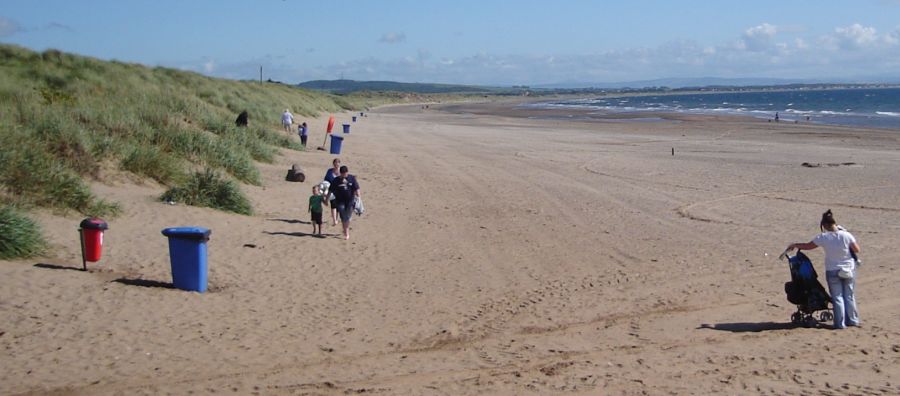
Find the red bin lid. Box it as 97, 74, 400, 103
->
80, 218, 109, 230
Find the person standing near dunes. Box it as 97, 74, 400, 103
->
282, 109, 293, 133
785, 210, 861, 330
298, 122, 308, 146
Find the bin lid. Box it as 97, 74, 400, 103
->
330, 134, 344, 140
161, 227, 211, 241
80, 218, 109, 230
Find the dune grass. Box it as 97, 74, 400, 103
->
0, 205, 48, 259
160, 169, 253, 215
0, 44, 387, 218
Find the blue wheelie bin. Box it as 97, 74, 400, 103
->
330, 134, 344, 154
161, 227, 211, 292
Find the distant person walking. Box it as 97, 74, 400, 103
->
785, 210, 862, 330
328, 165, 360, 240
282, 109, 294, 133
298, 122, 308, 147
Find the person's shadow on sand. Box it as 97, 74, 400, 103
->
267, 218, 311, 225
264, 231, 329, 238
698, 322, 803, 332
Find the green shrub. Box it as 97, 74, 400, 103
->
0, 126, 120, 217
121, 145, 184, 184
0, 205, 47, 259
160, 169, 252, 215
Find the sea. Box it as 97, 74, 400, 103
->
534, 87, 900, 130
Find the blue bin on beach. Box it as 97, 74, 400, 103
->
342, 123, 351, 133
329, 134, 344, 154
352, 116, 357, 122
161, 227, 211, 292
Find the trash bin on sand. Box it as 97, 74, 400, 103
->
329, 134, 344, 154
352, 116, 357, 122
342, 124, 351, 133
161, 227, 211, 292
79, 218, 108, 263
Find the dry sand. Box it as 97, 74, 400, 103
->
2, 101, 900, 395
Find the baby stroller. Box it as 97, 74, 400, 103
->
779, 249, 833, 327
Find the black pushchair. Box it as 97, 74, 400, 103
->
779, 249, 833, 327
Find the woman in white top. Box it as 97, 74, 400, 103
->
786, 210, 861, 329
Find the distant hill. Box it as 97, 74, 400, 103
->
298, 79, 497, 94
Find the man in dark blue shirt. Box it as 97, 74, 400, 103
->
328, 165, 360, 240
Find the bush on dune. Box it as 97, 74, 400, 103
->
160, 169, 252, 215
0, 205, 47, 260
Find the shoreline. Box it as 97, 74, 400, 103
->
418, 97, 900, 132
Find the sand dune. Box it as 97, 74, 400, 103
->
2, 102, 900, 394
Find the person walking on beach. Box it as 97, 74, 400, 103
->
324, 158, 341, 226
308, 184, 328, 236
328, 165, 360, 240
298, 122, 308, 147
785, 210, 861, 329
282, 109, 294, 133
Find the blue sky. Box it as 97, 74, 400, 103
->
2, 0, 899, 85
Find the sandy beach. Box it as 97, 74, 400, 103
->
2, 101, 900, 395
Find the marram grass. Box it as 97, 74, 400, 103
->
161, 169, 253, 216
0, 205, 48, 260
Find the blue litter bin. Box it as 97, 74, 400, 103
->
161, 227, 211, 292
329, 134, 344, 154
352, 116, 357, 122
342, 124, 350, 133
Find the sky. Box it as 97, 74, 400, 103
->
2, 0, 900, 86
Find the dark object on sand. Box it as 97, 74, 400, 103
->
285, 164, 305, 182
235, 110, 249, 127
781, 250, 832, 327
802, 162, 857, 168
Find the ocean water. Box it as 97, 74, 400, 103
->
540, 87, 900, 130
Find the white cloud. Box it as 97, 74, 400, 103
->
833, 23, 879, 49
739, 23, 777, 51
884, 27, 900, 45
182, 22, 899, 85
0, 16, 24, 37
378, 32, 406, 44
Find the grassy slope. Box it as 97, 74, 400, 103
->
0, 44, 416, 258
0, 44, 393, 215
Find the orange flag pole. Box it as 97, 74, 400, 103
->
319, 114, 336, 150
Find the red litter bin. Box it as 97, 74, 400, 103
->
79, 218, 108, 269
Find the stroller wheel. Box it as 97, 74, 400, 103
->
820, 311, 834, 322
791, 312, 803, 324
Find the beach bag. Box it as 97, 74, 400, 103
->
838, 268, 854, 279
353, 197, 365, 216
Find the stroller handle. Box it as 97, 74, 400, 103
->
778, 248, 793, 261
